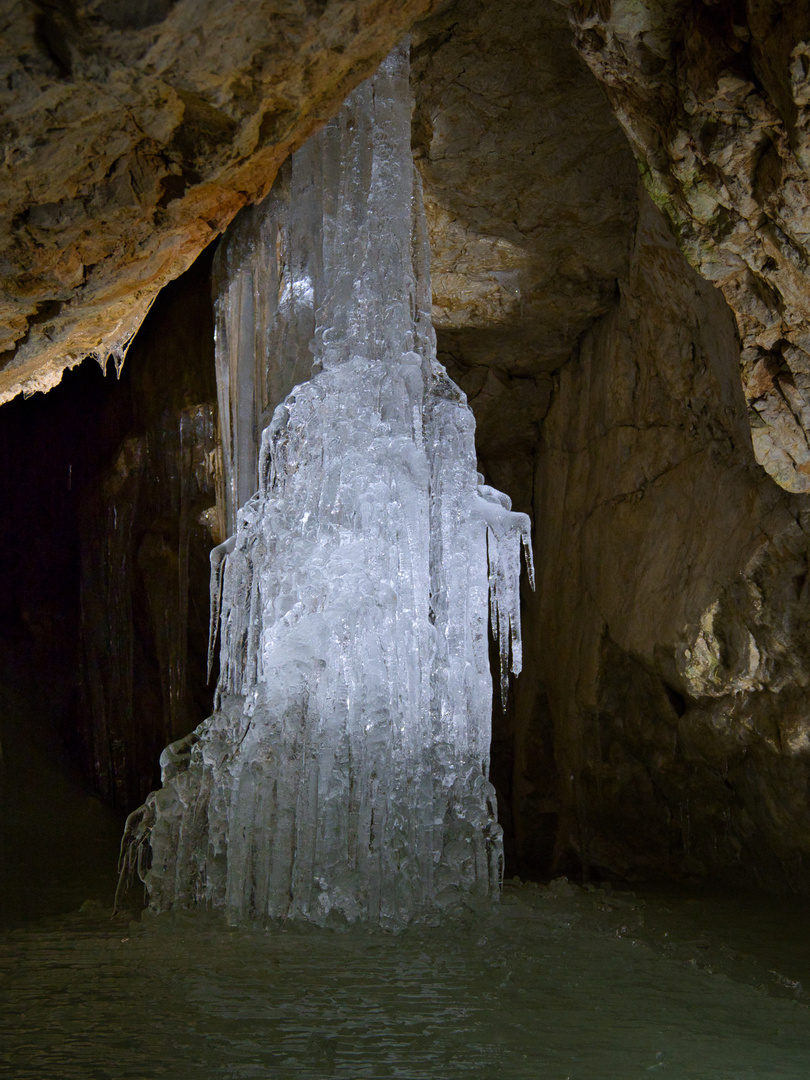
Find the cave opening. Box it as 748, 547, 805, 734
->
0, 357, 126, 925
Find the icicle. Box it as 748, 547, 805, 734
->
122, 40, 532, 927
207, 535, 235, 684
212, 161, 309, 537
93, 294, 158, 379
476, 483, 534, 709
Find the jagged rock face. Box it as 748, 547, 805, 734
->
0, 0, 435, 403
567, 0, 810, 494
534, 192, 810, 888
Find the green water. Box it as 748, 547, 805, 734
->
3, 879, 810, 1079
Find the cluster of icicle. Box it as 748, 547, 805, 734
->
118, 42, 533, 928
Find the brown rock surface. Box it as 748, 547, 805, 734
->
0, 0, 436, 402
410, 0, 810, 889
411, 0, 638, 494
567, 0, 810, 493
532, 191, 810, 887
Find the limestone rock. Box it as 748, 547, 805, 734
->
533, 191, 810, 887
0, 0, 436, 402
566, 0, 810, 493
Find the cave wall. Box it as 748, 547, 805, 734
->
408, 0, 810, 890
531, 191, 810, 888
567, 0, 810, 495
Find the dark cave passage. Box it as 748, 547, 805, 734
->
0, 359, 127, 924
0, 254, 222, 924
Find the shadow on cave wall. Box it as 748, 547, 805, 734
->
531, 193, 810, 894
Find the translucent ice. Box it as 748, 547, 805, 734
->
119, 42, 532, 927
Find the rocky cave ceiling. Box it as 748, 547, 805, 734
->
0, 0, 437, 399
0, 0, 640, 416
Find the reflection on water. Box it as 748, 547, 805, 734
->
3, 879, 810, 1080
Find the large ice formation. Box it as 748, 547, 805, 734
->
119, 42, 533, 927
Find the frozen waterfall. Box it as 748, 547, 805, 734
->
118, 42, 533, 927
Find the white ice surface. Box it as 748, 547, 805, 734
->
130, 42, 532, 927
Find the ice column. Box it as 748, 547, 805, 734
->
120, 42, 533, 927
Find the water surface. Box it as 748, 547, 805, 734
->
3, 878, 810, 1079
